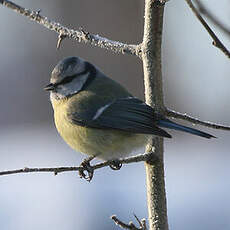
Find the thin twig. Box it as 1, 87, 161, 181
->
133, 214, 147, 230
195, 0, 230, 38
166, 108, 230, 131
185, 0, 230, 59
0, 153, 152, 177
56, 33, 67, 50
111, 215, 147, 230
0, 0, 141, 57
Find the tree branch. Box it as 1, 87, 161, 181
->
142, 1, 168, 230
185, 0, 230, 59
0, 0, 141, 57
166, 108, 230, 131
0, 153, 152, 177
111, 215, 147, 230
195, 0, 230, 38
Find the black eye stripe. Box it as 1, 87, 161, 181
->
58, 74, 77, 85
54, 69, 88, 87
52, 61, 96, 89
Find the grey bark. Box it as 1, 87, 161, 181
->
142, 1, 168, 230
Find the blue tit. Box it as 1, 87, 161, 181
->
44, 56, 214, 179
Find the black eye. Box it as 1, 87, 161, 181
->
56, 67, 89, 86
58, 75, 77, 85
54, 62, 94, 88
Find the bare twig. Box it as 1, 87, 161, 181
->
111, 215, 147, 230
185, 0, 230, 59
0, 153, 152, 177
56, 33, 67, 50
134, 214, 147, 230
166, 108, 230, 131
195, 0, 230, 38
0, 0, 141, 57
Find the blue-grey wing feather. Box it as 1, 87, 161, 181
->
68, 97, 171, 138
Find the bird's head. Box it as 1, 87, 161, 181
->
44, 56, 95, 99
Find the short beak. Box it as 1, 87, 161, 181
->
44, 83, 55, 91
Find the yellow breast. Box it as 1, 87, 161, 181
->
51, 98, 90, 155
51, 97, 148, 160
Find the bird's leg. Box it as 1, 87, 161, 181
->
109, 160, 122, 170
79, 156, 95, 182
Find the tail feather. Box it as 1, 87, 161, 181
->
157, 119, 216, 139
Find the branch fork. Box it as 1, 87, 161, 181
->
111, 215, 147, 230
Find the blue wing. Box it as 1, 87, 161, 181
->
68, 97, 172, 138
68, 97, 215, 139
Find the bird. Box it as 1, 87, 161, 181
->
44, 56, 215, 180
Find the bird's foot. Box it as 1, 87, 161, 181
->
79, 156, 95, 182
110, 160, 122, 170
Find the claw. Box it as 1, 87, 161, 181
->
109, 160, 122, 170
79, 156, 95, 182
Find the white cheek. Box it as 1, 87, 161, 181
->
50, 91, 65, 101
50, 73, 89, 99
50, 92, 55, 101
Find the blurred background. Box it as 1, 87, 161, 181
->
0, 0, 230, 229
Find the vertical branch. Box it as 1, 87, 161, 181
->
142, 1, 168, 230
